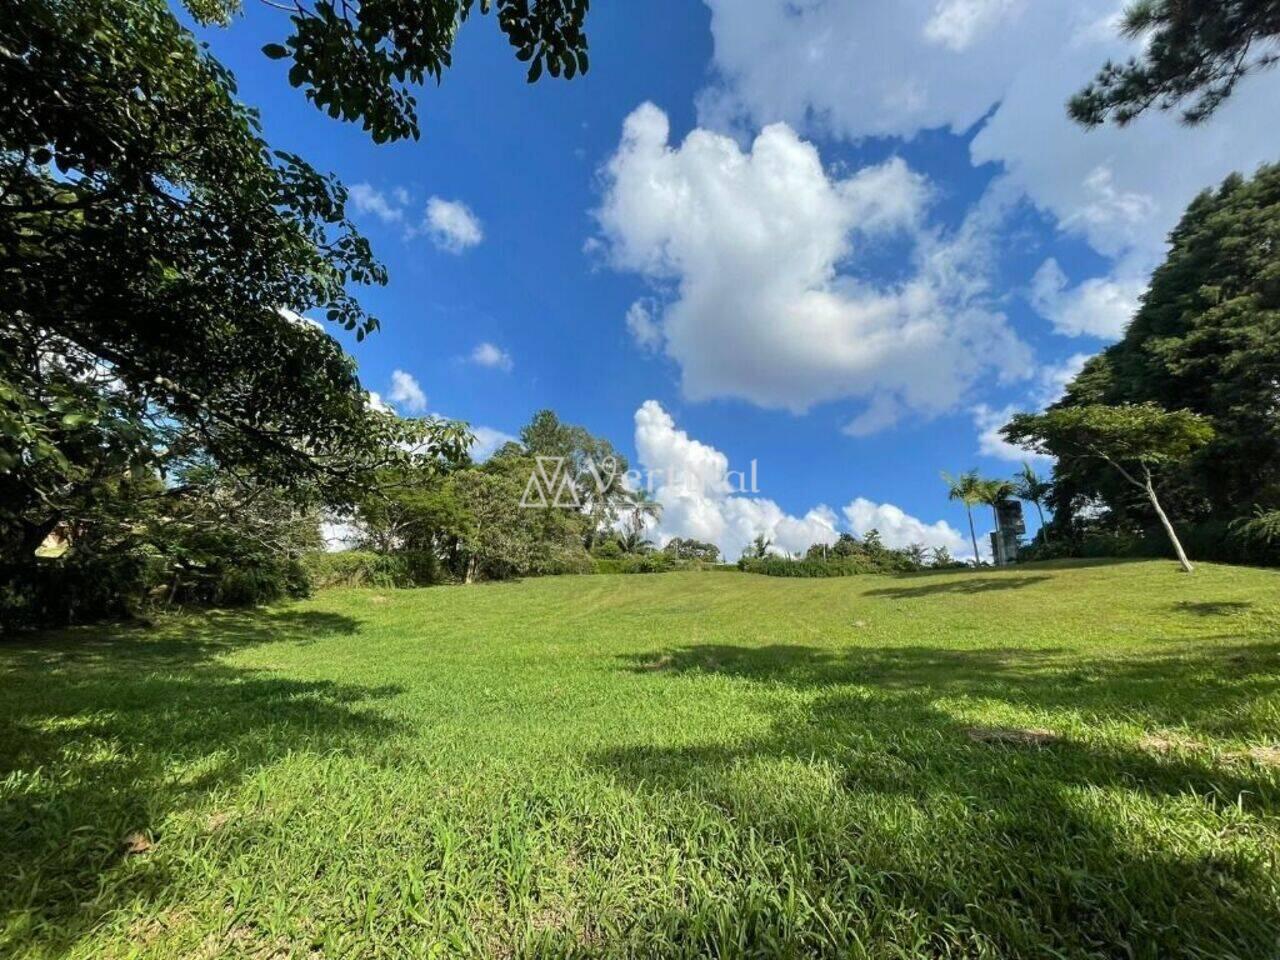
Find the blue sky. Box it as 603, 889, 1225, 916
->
192, 0, 1280, 560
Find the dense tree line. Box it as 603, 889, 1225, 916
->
1, 0, 589, 627
1004, 164, 1280, 567
332, 410, 725, 585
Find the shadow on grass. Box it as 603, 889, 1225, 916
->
626, 640, 1280, 737
1173, 600, 1254, 617
863, 575, 1052, 599
600, 642, 1280, 956
0, 608, 400, 954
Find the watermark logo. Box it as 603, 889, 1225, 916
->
520, 456, 588, 509
519, 456, 759, 509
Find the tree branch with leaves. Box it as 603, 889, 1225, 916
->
1003, 404, 1213, 572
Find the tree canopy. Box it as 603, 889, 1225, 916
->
1044, 163, 1280, 536
1, 0, 523, 623
2, 0, 468, 509
190, 0, 592, 143
1004, 404, 1213, 571
1071, 0, 1280, 126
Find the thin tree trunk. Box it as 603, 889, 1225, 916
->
1035, 502, 1050, 544
967, 506, 980, 567
464, 555, 478, 584
1143, 468, 1194, 573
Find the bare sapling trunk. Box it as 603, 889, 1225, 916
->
967, 507, 980, 568
1143, 467, 1194, 573
1035, 502, 1050, 544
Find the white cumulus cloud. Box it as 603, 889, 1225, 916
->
972, 403, 1047, 463
634, 400, 967, 561
469, 425, 517, 461
842, 497, 969, 556
923, 0, 1025, 52
969, 352, 1092, 462
425, 196, 484, 253
1030, 258, 1144, 339
388, 369, 428, 413
625, 299, 663, 352
470, 341, 514, 372
596, 104, 1032, 426
348, 183, 406, 224
696, 0, 1280, 340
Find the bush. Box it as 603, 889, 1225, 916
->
212, 558, 311, 607
738, 556, 883, 577
1019, 520, 1280, 567
738, 549, 931, 576
592, 552, 677, 574
525, 548, 595, 577
301, 550, 438, 589
1, 551, 164, 629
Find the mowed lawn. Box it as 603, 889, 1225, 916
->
3, 562, 1280, 959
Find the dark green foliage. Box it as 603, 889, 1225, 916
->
592, 553, 677, 575
1025, 165, 1280, 563
0, 552, 162, 630
0, 0, 473, 625
2, 462, 327, 628
189, 0, 591, 143
1021, 519, 1280, 567
1233, 507, 1280, 545
0, 0, 472, 530
1005, 404, 1213, 571
663, 537, 721, 563
343, 408, 646, 584
1, 0, 467, 504
302, 550, 437, 589
1071, 0, 1280, 126
740, 546, 921, 578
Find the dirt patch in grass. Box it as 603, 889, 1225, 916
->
204, 810, 235, 832
966, 726, 1059, 746
1241, 745, 1280, 767
120, 831, 154, 856
1140, 732, 1208, 754
1139, 733, 1280, 767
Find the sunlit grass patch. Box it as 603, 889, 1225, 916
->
2, 560, 1279, 957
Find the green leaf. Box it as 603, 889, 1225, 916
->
262, 43, 290, 60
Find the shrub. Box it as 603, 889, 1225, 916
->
739, 556, 877, 577
1020, 521, 1280, 567
212, 558, 311, 607
302, 550, 438, 589
0, 550, 166, 629
525, 548, 595, 577
592, 552, 677, 574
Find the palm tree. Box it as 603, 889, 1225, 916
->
980, 478, 1016, 530
943, 470, 986, 566
1012, 463, 1052, 544
979, 478, 1016, 563
617, 528, 653, 554
625, 490, 662, 538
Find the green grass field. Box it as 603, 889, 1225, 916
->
3, 560, 1280, 958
